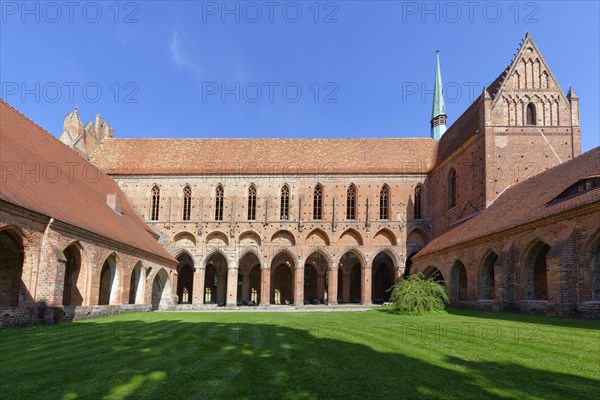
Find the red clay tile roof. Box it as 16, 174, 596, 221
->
415, 146, 600, 258
89, 138, 438, 175
435, 95, 483, 165
0, 100, 176, 264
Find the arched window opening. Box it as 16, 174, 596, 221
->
346, 184, 356, 220
379, 185, 389, 220
414, 185, 422, 220
313, 184, 323, 220
280, 185, 290, 220
182, 185, 192, 221
150, 186, 160, 221
448, 169, 456, 209
248, 185, 257, 221
526, 102, 536, 126
215, 185, 224, 221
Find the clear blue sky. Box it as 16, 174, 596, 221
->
1, 1, 598, 152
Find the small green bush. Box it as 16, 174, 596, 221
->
389, 274, 449, 315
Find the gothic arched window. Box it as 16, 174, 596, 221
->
182, 185, 192, 221
526, 103, 536, 126
379, 185, 390, 220
414, 185, 422, 220
280, 185, 290, 220
448, 169, 457, 209
248, 185, 257, 221
150, 185, 160, 221
215, 185, 224, 221
346, 184, 357, 220
313, 184, 323, 220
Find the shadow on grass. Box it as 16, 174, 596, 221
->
1, 317, 598, 400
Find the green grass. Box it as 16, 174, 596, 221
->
1, 308, 598, 400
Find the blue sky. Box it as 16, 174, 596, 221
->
1, 1, 599, 152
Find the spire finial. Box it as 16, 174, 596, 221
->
431, 50, 447, 141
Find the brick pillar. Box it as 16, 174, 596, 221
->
226, 267, 238, 307
342, 271, 350, 303
317, 272, 325, 303
193, 267, 205, 304
260, 267, 271, 305
328, 267, 338, 305
294, 262, 304, 306
241, 272, 250, 303
362, 267, 372, 305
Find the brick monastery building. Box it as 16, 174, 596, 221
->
1, 33, 599, 327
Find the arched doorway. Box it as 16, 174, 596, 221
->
479, 252, 498, 300
129, 261, 144, 305
271, 252, 295, 305
0, 229, 24, 307
205, 252, 228, 305
151, 269, 171, 310
305, 252, 328, 304
176, 253, 194, 304
404, 252, 418, 279
239, 252, 261, 305
338, 251, 362, 304
372, 252, 395, 303
98, 255, 117, 305
524, 242, 550, 300
63, 244, 84, 306
423, 266, 445, 286
451, 261, 468, 302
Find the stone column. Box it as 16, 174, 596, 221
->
294, 261, 304, 306
260, 267, 271, 305
327, 267, 338, 305
193, 267, 205, 305
241, 272, 250, 303
226, 267, 238, 307
362, 267, 372, 305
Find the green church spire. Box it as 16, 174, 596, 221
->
431, 50, 447, 140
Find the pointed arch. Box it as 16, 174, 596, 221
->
151, 268, 172, 310
63, 242, 85, 306
150, 185, 160, 221
522, 240, 550, 300
313, 183, 323, 220
423, 266, 445, 286
247, 184, 257, 221
129, 261, 145, 305
174, 231, 196, 247
479, 251, 498, 300
346, 183, 357, 220
280, 184, 290, 220
450, 260, 468, 302
585, 229, 600, 301
98, 254, 118, 305
271, 230, 296, 246
373, 228, 397, 246
379, 184, 390, 220
239, 230, 262, 247
372, 251, 396, 303
0, 227, 24, 307
214, 184, 224, 221
182, 185, 192, 221
305, 228, 330, 246
175, 253, 194, 304
339, 228, 364, 246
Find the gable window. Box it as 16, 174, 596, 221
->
551, 177, 600, 203
182, 185, 192, 221
313, 184, 323, 220
526, 103, 536, 126
414, 185, 422, 220
150, 185, 160, 221
379, 185, 390, 220
280, 185, 290, 220
215, 185, 224, 221
248, 185, 257, 221
448, 169, 457, 209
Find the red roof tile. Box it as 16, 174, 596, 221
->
0, 100, 176, 264
89, 138, 438, 175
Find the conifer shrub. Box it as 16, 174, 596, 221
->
389, 274, 448, 315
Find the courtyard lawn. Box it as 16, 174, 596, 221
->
0, 309, 598, 400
